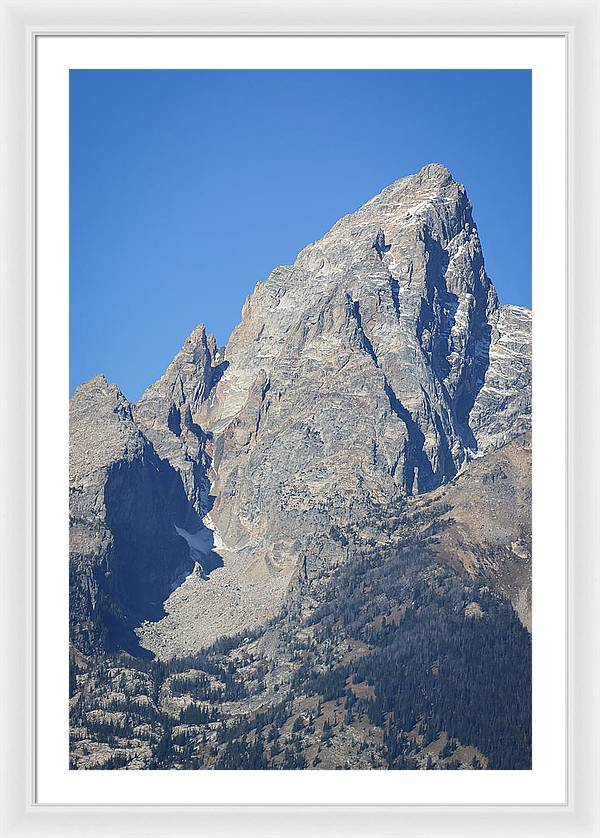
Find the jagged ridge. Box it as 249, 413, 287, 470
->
70, 164, 532, 657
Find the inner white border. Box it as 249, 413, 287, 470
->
36, 35, 566, 806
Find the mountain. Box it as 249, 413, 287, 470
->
135, 163, 530, 655
69, 375, 198, 655
134, 324, 224, 515
70, 433, 532, 771
69, 164, 532, 770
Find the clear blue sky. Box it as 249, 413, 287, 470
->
70, 69, 531, 402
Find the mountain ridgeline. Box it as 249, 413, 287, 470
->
69, 165, 532, 770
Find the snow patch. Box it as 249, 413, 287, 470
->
174, 524, 213, 555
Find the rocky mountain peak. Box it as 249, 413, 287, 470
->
132, 322, 227, 514
134, 164, 528, 637
70, 374, 143, 482
69, 371, 196, 655
70, 165, 531, 657
136, 322, 219, 429
71, 371, 126, 409
201, 164, 493, 442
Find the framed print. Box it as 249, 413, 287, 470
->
0, 1, 599, 837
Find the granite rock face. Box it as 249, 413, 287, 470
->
470, 304, 532, 451
134, 324, 224, 514
69, 375, 197, 655
192, 164, 528, 594
70, 164, 532, 657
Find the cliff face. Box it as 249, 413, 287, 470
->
69, 375, 197, 655
470, 304, 532, 451
69, 164, 532, 657
193, 164, 527, 593
204, 165, 493, 501
134, 324, 223, 515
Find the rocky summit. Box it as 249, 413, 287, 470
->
69, 165, 532, 770
70, 163, 531, 658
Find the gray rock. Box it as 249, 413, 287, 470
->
134, 324, 223, 513
192, 163, 530, 596
70, 164, 532, 657
469, 304, 532, 451
69, 374, 196, 655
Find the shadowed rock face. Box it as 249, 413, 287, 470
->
69, 165, 532, 657
134, 324, 222, 516
69, 375, 197, 655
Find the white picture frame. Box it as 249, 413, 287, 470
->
1, 1, 598, 836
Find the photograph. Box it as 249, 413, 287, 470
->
68, 68, 532, 771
